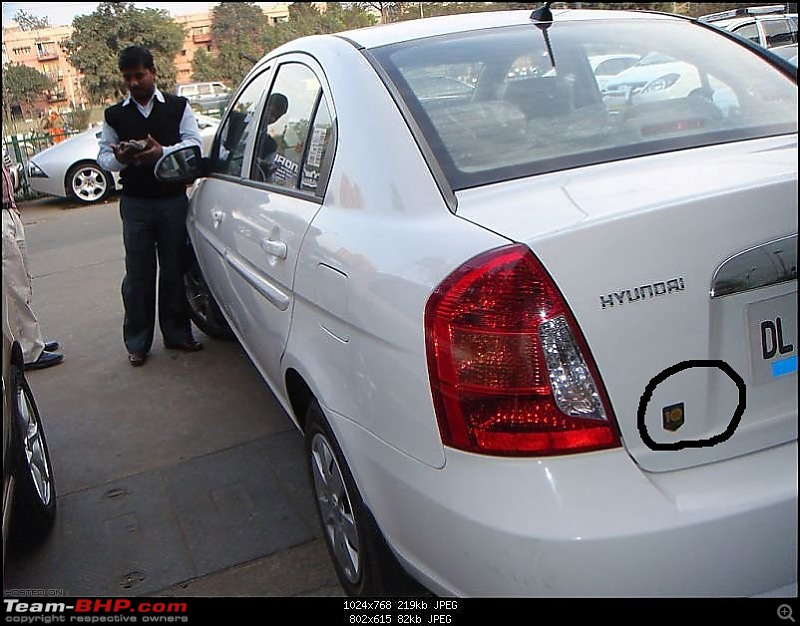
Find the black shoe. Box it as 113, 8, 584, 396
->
24, 351, 64, 371
128, 352, 148, 367
165, 340, 204, 352
44, 340, 59, 352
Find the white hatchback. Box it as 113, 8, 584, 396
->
157, 7, 798, 597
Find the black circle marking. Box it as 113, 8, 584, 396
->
637, 360, 746, 451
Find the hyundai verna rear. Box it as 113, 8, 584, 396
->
171, 7, 797, 596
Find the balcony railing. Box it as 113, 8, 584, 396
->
37, 50, 59, 61
192, 33, 212, 43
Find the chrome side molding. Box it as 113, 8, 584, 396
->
711, 234, 797, 298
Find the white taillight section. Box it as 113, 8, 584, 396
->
539, 315, 607, 420
425, 244, 620, 456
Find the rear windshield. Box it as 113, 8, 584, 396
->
372, 19, 798, 190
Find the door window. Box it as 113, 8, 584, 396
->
211, 70, 272, 177
762, 19, 797, 47
251, 63, 323, 190
732, 23, 760, 45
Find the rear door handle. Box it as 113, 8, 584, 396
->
212, 210, 224, 228
261, 238, 287, 260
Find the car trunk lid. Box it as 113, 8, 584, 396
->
454, 135, 797, 472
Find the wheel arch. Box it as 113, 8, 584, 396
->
285, 368, 314, 433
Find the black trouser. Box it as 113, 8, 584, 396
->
120, 193, 193, 354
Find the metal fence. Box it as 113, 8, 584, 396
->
2, 128, 85, 200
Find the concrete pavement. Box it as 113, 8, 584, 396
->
3, 195, 344, 597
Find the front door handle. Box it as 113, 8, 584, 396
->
212, 210, 224, 228
261, 238, 287, 260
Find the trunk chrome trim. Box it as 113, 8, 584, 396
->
710, 234, 797, 299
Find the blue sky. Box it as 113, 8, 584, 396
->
2, 2, 288, 28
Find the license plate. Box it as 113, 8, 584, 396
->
747, 292, 798, 385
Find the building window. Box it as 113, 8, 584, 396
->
181, 49, 187, 56
13, 46, 32, 55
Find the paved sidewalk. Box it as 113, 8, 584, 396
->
3, 196, 343, 597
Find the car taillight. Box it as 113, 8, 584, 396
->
425, 244, 620, 456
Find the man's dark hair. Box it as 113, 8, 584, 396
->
119, 46, 155, 72
267, 93, 288, 117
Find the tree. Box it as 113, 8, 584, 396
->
210, 2, 269, 86
262, 3, 377, 54
191, 48, 218, 83
63, 2, 184, 103
355, 2, 408, 23
2, 64, 55, 108
2, 64, 55, 128
13, 10, 51, 31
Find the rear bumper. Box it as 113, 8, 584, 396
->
333, 410, 797, 596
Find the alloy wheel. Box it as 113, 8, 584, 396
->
310, 432, 361, 584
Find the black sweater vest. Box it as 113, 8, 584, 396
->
105, 93, 188, 198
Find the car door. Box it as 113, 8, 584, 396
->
189, 67, 274, 330
224, 56, 336, 391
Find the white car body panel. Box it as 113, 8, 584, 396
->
184, 10, 797, 596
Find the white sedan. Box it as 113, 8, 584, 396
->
157, 7, 797, 597
26, 114, 218, 204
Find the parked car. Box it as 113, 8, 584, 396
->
157, 7, 797, 597
601, 52, 738, 114
699, 4, 798, 49
772, 42, 799, 66
175, 82, 232, 114
26, 114, 219, 204
2, 257, 57, 561
589, 53, 642, 90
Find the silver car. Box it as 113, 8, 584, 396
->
26, 115, 219, 204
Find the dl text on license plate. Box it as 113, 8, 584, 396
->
747, 292, 798, 385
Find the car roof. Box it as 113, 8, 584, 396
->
334, 9, 680, 50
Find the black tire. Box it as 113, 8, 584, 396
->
10, 365, 56, 545
184, 250, 234, 340
66, 161, 113, 204
304, 400, 427, 597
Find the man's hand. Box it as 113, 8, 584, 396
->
112, 142, 136, 166
132, 134, 164, 166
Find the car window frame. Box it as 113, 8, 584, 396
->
209, 66, 275, 182
239, 53, 338, 202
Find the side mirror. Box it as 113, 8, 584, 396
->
154, 145, 205, 183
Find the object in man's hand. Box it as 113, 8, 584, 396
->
120, 139, 148, 153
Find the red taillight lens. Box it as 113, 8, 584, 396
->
425, 244, 620, 456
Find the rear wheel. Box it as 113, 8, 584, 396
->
10, 365, 56, 545
66, 161, 113, 204
184, 250, 234, 340
304, 400, 427, 596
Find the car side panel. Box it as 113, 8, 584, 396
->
281, 39, 510, 469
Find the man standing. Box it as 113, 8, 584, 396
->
2, 158, 63, 370
98, 46, 204, 367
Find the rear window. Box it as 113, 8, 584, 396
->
372, 19, 797, 190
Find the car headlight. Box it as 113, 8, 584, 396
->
27, 161, 48, 178
639, 73, 681, 94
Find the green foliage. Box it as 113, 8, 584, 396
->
262, 3, 377, 54
191, 48, 218, 83
209, 2, 269, 85
62, 108, 92, 132
63, 2, 184, 103
2, 64, 55, 107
